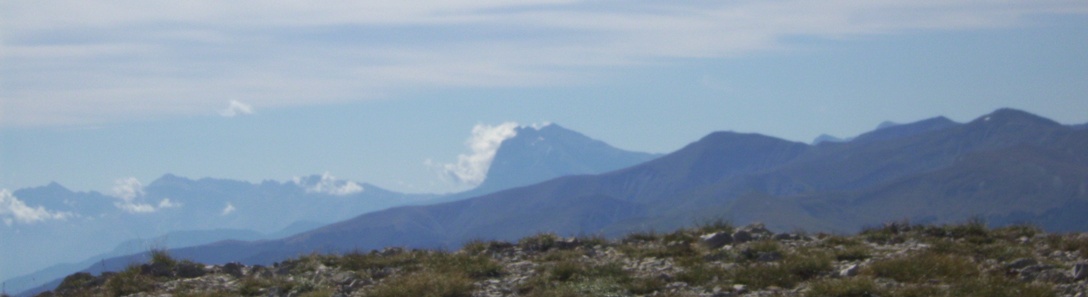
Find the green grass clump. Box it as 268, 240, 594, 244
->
150, 249, 179, 268
364, 271, 473, 297
861, 220, 914, 244
693, 218, 735, 234
674, 262, 728, 286
56, 272, 96, 292
297, 288, 336, 297
619, 241, 701, 262
863, 252, 978, 283
105, 266, 155, 296
992, 224, 1041, 241
947, 276, 1056, 297
920, 218, 994, 244
730, 252, 833, 289
806, 277, 885, 297
624, 276, 667, 295
926, 238, 1033, 263
622, 230, 660, 243
520, 233, 561, 251
424, 253, 503, 279
334, 250, 424, 276
886, 275, 1058, 297
237, 277, 274, 296
1045, 234, 1088, 258
834, 245, 872, 261
460, 239, 494, 255
521, 260, 648, 296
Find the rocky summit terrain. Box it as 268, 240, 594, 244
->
27, 221, 1088, 297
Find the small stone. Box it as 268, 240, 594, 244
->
1005, 258, 1038, 270
733, 284, 747, 293
839, 264, 859, 277
1074, 263, 1088, 281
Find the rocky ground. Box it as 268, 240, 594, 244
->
28, 221, 1088, 297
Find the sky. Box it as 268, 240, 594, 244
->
2, 1, 1088, 195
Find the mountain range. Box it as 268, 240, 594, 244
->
3, 124, 657, 295
9, 109, 1088, 296
62, 108, 1083, 265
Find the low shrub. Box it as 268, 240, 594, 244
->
520, 233, 561, 252
105, 266, 155, 296
1045, 234, 1088, 258
693, 218, 735, 234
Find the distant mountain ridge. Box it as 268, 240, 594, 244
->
3, 123, 657, 295
66, 108, 1087, 283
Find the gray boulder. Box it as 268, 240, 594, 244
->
700, 232, 734, 249
1074, 263, 1088, 281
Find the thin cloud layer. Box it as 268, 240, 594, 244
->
219, 100, 255, 118
0, 189, 73, 226
2, 1, 1086, 126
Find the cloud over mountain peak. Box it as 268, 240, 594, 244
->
110, 177, 179, 213
293, 172, 364, 196
437, 122, 521, 188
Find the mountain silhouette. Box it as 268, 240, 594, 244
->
14, 109, 1088, 296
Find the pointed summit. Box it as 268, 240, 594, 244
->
971, 108, 1061, 127
12, 181, 74, 201
456, 123, 657, 197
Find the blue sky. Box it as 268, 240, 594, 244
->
2, 1, 1087, 194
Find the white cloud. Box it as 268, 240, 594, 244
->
221, 203, 236, 216
115, 202, 156, 214
2, 1, 1086, 127
293, 172, 365, 196
0, 189, 74, 226
109, 177, 178, 213
158, 198, 181, 209
219, 100, 254, 117
111, 177, 144, 202
438, 122, 520, 187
